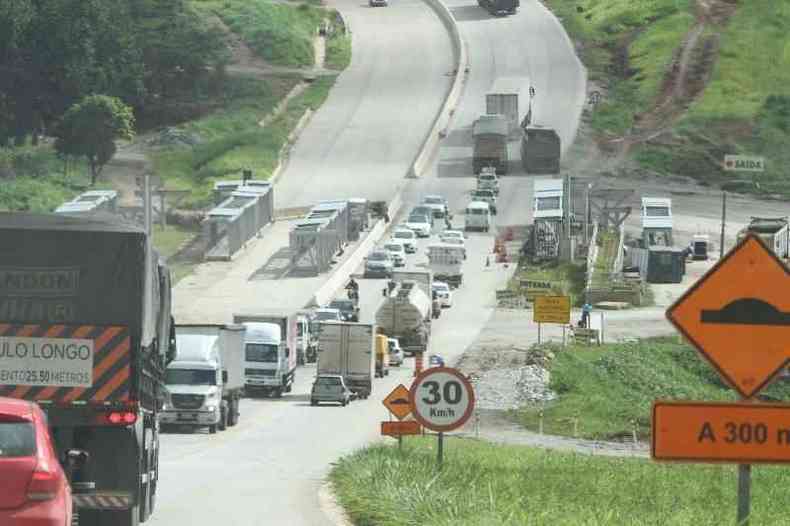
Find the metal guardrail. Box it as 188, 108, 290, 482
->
611, 222, 625, 281
585, 222, 599, 292
204, 184, 274, 261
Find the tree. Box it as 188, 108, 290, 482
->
54, 95, 135, 185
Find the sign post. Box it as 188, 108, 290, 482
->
660, 233, 790, 524
534, 296, 570, 345
381, 385, 420, 450
409, 367, 475, 470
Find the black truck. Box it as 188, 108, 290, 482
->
520, 125, 561, 174
478, 0, 518, 16
0, 213, 176, 526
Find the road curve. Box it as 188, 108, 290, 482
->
273, 0, 455, 209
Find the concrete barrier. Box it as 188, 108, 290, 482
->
408, 0, 468, 178
311, 192, 403, 307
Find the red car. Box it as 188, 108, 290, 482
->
0, 398, 72, 526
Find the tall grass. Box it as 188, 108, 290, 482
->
331, 438, 790, 525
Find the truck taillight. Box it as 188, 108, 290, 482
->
106, 411, 137, 425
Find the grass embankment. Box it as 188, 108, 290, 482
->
326, 31, 352, 70
0, 148, 93, 212
152, 75, 336, 209
200, 0, 327, 67
639, 1, 790, 196
516, 338, 790, 441
331, 439, 790, 525
509, 260, 586, 305
545, 0, 694, 136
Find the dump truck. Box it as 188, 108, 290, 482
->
317, 321, 375, 398
737, 217, 790, 258
473, 114, 509, 175
161, 324, 245, 433
520, 125, 561, 174
0, 212, 175, 525
233, 313, 298, 397
486, 77, 530, 135
375, 281, 432, 356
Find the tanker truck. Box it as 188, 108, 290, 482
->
375, 280, 432, 356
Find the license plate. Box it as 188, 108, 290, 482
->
178, 413, 198, 421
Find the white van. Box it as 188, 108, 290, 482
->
465, 201, 492, 232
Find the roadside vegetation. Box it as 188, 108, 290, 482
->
198, 0, 327, 67
153, 75, 335, 209
546, 0, 790, 196
326, 30, 352, 70
515, 337, 790, 441
590, 229, 619, 287
331, 438, 790, 525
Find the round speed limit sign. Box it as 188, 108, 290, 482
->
409, 367, 475, 432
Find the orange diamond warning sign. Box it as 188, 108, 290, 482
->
383, 384, 412, 420
667, 234, 790, 398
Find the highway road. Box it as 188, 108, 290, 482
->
158, 0, 587, 524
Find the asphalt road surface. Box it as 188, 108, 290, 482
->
157, 1, 587, 524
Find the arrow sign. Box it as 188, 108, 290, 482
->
667, 234, 790, 398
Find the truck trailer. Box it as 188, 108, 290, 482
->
473, 115, 509, 175
233, 313, 298, 397
375, 281, 432, 355
521, 126, 561, 174
162, 324, 245, 433
317, 322, 375, 398
0, 213, 175, 525
737, 217, 790, 259
485, 77, 530, 135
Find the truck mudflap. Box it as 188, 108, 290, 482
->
0, 324, 132, 404
73, 491, 133, 510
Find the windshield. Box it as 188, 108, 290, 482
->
424, 197, 443, 204
166, 368, 217, 386
0, 422, 35, 457
317, 376, 342, 386
470, 208, 487, 215
385, 244, 403, 252
330, 301, 353, 310
315, 311, 340, 321
646, 206, 670, 216
394, 231, 414, 239
536, 197, 561, 211
408, 215, 428, 223
442, 237, 463, 244
369, 252, 388, 261
297, 323, 305, 337
245, 343, 279, 363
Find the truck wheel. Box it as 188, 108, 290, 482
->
342, 399, 348, 407
230, 399, 239, 426
209, 425, 217, 434
219, 404, 228, 431
273, 388, 283, 398
311, 399, 318, 406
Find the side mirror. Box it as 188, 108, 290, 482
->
63, 448, 90, 469
286, 347, 290, 357
222, 370, 228, 383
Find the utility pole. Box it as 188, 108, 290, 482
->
719, 191, 726, 259
143, 174, 152, 238
584, 183, 591, 247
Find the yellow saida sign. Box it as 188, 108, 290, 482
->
534, 295, 571, 324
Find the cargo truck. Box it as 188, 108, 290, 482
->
233, 313, 298, 397
426, 244, 464, 288
375, 281, 432, 356
521, 126, 561, 174
161, 324, 245, 433
0, 213, 175, 525
486, 78, 530, 134
317, 322, 375, 398
737, 217, 790, 258
473, 115, 509, 175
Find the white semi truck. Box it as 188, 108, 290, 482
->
162, 324, 246, 433
641, 197, 673, 246
233, 313, 298, 397
317, 321, 375, 399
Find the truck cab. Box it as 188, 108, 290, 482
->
162, 325, 245, 434
238, 321, 295, 398
641, 197, 673, 247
